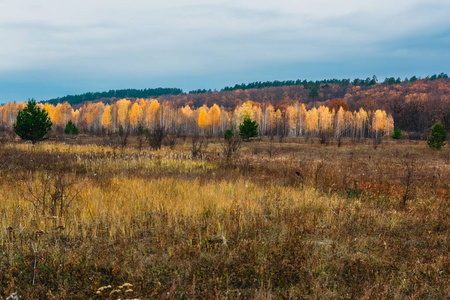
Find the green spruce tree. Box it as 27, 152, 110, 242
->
239, 117, 258, 141
391, 127, 402, 140
427, 121, 447, 150
64, 120, 79, 135
13, 99, 53, 144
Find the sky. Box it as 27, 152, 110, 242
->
0, 0, 449, 103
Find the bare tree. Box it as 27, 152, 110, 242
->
118, 125, 130, 153
136, 124, 145, 152
191, 132, 208, 159
221, 129, 241, 161
146, 124, 167, 150
266, 134, 280, 158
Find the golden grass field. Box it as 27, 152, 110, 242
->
0, 136, 449, 299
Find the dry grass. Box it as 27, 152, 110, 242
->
0, 137, 449, 299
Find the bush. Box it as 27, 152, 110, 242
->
427, 121, 447, 150
13, 99, 52, 144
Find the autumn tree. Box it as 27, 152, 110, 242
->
54, 102, 73, 129
101, 104, 112, 132
306, 107, 319, 135
335, 107, 345, 146
207, 104, 221, 134
235, 101, 254, 125
43, 103, 56, 124
180, 105, 193, 133
198, 107, 207, 130
328, 98, 349, 112
116, 99, 131, 130
146, 99, 160, 130
373, 110, 387, 139
84, 102, 104, 134
130, 102, 144, 130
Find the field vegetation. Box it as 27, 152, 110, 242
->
0, 135, 449, 299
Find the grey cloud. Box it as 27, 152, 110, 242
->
0, 0, 449, 102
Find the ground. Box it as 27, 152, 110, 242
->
0, 135, 449, 299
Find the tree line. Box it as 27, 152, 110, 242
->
0, 98, 393, 141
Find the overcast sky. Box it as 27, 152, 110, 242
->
0, 0, 449, 103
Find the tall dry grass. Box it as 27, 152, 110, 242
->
0, 138, 448, 298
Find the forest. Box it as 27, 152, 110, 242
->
164, 77, 450, 136
36, 74, 450, 135
1, 76, 449, 140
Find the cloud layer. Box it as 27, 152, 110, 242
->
1, 0, 449, 102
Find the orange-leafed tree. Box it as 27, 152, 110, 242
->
372, 109, 387, 139
286, 105, 298, 136
147, 99, 160, 130
335, 106, 345, 138
318, 106, 333, 133
207, 104, 221, 134
198, 107, 207, 130
328, 98, 349, 112
129, 102, 144, 129
180, 105, 193, 132
101, 104, 112, 131
84, 102, 104, 133
355, 108, 368, 138
116, 99, 131, 129
43, 103, 56, 124
54, 102, 73, 129
306, 107, 319, 135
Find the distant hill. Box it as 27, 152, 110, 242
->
43, 87, 183, 106
44, 73, 449, 106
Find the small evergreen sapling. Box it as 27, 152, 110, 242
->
239, 117, 258, 141
13, 99, 53, 144
64, 120, 79, 135
427, 121, 447, 150
391, 127, 402, 140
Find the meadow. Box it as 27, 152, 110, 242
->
0, 136, 449, 299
